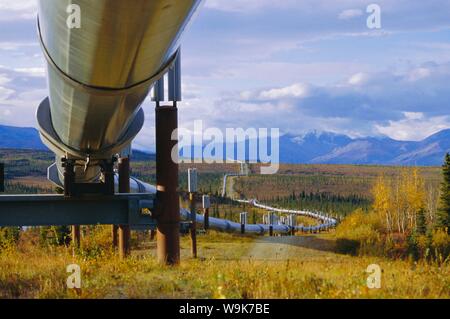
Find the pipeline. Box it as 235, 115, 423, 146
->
237, 199, 338, 232
37, 0, 204, 186
180, 208, 292, 235
221, 173, 241, 197
133, 177, 337, 235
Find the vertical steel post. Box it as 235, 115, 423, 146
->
62, 159, 80, 249
62, 159, 75, 197
203, 208, 209, 231
290, 215, 296, 236
108, 157, 118, 249
240, 212, 247, 234
156, 106, 180, 265
269, 212, 274, 237
112, 225, 118, 248
104, 160, 115, 195
188, 169, 198, 258
150, 229, 156, 240
118, 157, 131, 259
202, 195, 210, 231
189, 192, 197, 258
72, 225, 81, 248
0, 163, 4, 193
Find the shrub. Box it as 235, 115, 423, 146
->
335, 209, 381, 255
430, 228, 450, 262
39, 226, 71, 246
407, 232, 429, 261
0, 227, 21, 248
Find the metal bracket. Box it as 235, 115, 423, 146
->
0, 193, 156, 227
152, 47, 182, 107
0, 163, 4, 193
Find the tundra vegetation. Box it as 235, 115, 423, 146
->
335, 157, 450, 262
0, 149, 448, 298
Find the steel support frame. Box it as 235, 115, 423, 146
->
0, 194, 156, 227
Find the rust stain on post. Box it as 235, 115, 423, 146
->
72, 225, 81, 248
155, 105, 180, 265
189, 192, 197, 258
112, 225, 118, 248
0, 163, 4, 193
118, 157, 131, 259
204, 208, 209, 231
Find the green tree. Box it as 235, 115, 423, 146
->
416, 207, 427, 235
40, 226, 71, 246
0, 227, 21, 247
437, 153, 450, 233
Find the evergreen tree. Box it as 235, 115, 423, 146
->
416, 207, 427, 235
40, 226, 71, 246
437, 153, 450, 233
0, 227, 21, 247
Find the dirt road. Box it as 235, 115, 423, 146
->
243, 234, 339, 261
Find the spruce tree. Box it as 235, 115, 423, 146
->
437, 153, 450, 233
416, 207, 427, 235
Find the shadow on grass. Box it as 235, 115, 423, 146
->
251, 234, 338, 254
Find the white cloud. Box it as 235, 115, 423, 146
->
407, 67, 431, 81
338, 9, 363, 20
0, 86, 14, 99
0, 73, 10, 85
403, 112, 424, 120
259, 83, 311, 100
0, 0, 37, 21
204, 0, 300, 13
0, 42, 39, 51
348, 72, 370, 85
376, 113, 450, 141
0, 65, 46, 127
14, 67, 45, 77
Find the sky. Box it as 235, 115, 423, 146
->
0, 0, 449, 151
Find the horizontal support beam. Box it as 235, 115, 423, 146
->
0, 193, 156, 227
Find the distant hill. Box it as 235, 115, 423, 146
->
0, 124, 155, 160
0, 125, 46, 150
180, 129, 450, 166
281, 129, 450, 166
1, 124, 449, 166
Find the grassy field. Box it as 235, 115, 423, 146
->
0, 229, 448, 299
0, 149, 448, 299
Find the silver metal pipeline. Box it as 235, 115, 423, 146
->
36, 0, 203, 185
237, 199, 338, 231
129, 178, 336, 235
180, 209, 292, 235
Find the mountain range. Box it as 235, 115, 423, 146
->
278, 130, 450, 166
0, 124, 449, 166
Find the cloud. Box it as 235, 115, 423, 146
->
0, 0, 37, 21
257, 83, 311, 100
0, 65, 46, 127
1, 0, 450, 148
204, 0, 300, 13
375, 112, 450, 141
0, 86, 14, 100
339, 9, 363, 20
200, 61, 450, 141
0, 41, 38, 51
14, 67, 45, 77
348, 72, 370, 85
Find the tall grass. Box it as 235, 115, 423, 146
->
0, 230, 449, 299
